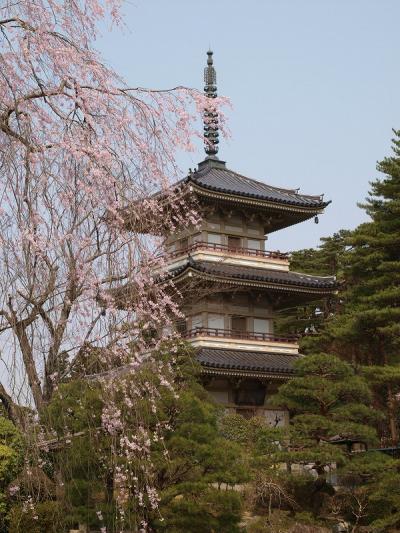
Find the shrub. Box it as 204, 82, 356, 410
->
8, 501, 62, 533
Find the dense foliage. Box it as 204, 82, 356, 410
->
4, 343, 246, 532
277, 131, 400, 446
0, 0, 399, 524
259, 130, 400, 531
0, 418, 24, 532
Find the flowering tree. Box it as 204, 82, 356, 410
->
0, 0, 224, 526
0, 0, 209, 415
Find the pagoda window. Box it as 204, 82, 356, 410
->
166, 243, 176, 254
247, 238, 262, 251
228, 235, 241, 250
207, 220, 221, 231
207, 313, 224, 330
253, 318, 272, 334
175, 319, 187, 334
231, 316, 247, 332
207, 233, 222, 246
178, 237, 189, 251
191, 314, 203, 330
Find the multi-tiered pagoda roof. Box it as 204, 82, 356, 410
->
118, 51, 338, 420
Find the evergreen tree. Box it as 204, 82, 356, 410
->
313, 130, 400, 443
27, 342, 246, 532
0, 417, 24, 532
270, 354, 380, 519
335, 450, 400, 531
290, 231, 350, 278
274, 231, 349, 340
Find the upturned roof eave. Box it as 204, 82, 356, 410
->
120, 171, 330, 233
169, 266, 338, 296
188, 179, 330, 214
151, 173, 330, 214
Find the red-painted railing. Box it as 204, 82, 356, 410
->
182, 327, 298, 343
168, 241, 289, 261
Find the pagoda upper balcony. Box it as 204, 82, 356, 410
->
182, 326, 299, 355
166, 241, 290, 272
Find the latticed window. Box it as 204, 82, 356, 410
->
175, 319, 187, 334
178, 237, 188, 251
253, 318, 272, 334
207, 313, 224, 329
231, 316, 246, 332
207, 232, 222, 245
247, 238, 262, 250
228, 235, 241, 249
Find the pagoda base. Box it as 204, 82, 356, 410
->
197, 347, 295, 427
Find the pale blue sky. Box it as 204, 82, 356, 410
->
97, 0, 400, 251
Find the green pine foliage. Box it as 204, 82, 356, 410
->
336, 129, 400, 363
335, 451, 400, 530
290, 231, 351, 278
150, 384, 246, 532
237, 353, 400, 530
274, 231, 349, 341
270, 354, 379, 521
21, 342, 246, 532
0, 417, 24, 532
281, 131, 400, 444
316, 131, 400, 443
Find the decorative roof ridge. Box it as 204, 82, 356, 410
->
197, 155, 226, 171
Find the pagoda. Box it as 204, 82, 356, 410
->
158, 51, 337, 425
119, 51, 338, 425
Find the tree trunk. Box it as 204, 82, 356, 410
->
0, 383, 23, 428
387, 384, 399, 445
15, 323, 44, 412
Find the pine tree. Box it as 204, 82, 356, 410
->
336, 450, 400, 531
35, 343, 246, 532
275, 231, 349, 340
316, 130, 400, 443
0, 418, 24, 532
271, 353, 380, 517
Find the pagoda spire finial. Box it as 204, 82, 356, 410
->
203, 50, 219, 156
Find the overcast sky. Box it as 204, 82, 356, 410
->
97, 0, 400, 251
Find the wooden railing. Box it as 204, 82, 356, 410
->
182, 327, 299, 343
168, 241, 289, 261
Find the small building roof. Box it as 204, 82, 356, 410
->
197, 347, 297, 377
